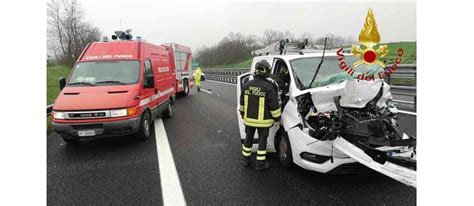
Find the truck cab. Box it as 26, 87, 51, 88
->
52, 39, 175, 144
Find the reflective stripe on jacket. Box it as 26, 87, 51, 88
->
239, 76, 281, 128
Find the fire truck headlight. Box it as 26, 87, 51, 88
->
111, 109, 127, 117
53, 111, 65, 119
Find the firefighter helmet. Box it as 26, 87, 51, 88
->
254, 60, 271, 78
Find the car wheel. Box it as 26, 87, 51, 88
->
137, 111, 152, 140
62, 138, 80, 145
162, 103, 172, 118
183, 79, 189, 96
276, 129, 293, 167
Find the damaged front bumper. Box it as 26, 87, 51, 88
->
287, 79, 417, 187
334, 137, 416, 187
286, 126, 357, 173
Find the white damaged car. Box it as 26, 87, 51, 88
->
236, 52, 416, 187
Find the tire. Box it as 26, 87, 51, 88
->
62, 138, 80, 145
276, 129, 293, 167
162, 102, 172, 118
136, 111, 152, 140
182, 79, 189, 96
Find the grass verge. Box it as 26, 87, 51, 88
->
47, 64, 71, 135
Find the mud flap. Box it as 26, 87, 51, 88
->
333, 137, 416, 188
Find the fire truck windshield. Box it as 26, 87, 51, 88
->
68, 61, 140, 86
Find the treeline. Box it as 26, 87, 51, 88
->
47, 0, 102, 66
195, 29, 356, 67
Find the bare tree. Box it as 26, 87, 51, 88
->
261, 29, 283, 46
244, 35, 258, 50
299, 32, 313, 44
282, 30, 295, 41
315, 33, 356, 48
196, 33, 257, 67
195, 31, 357, 67
47, 0, 101, 65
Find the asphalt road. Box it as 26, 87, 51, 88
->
47, 80, 416, 205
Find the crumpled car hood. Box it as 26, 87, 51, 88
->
298, 79, 392, 112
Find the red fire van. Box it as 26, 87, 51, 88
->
52, 35, 191, 144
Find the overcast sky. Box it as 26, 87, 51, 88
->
80, 0, 416, 52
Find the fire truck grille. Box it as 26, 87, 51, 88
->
68, 112, 106, 119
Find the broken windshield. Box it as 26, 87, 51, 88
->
290, 56, 360, 89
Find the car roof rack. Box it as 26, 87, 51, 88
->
252, 39, 350, 56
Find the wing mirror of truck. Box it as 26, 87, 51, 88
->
145, 75, 155, 88
59, 77, 66, 91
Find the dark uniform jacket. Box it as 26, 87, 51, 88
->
239, 76, 281, 128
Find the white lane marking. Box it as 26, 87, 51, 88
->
393, 99, 415, 104
154, 119, 186, 205
200, 88, 213, 94
206, 80, 236, 86
398, 110, 417, 116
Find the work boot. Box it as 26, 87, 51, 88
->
240, 156, 250, 167
255, 161, 270, 171
197, 87, 201, 92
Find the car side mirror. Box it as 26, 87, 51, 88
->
145, 75, 155, 88
59, 77, 66, 91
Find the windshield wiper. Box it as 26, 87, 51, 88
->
68, 82, 95, 86
307, 37, 328, 89
95, 80, 127, 85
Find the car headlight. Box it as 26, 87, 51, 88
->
53, 111, 65, 119
110, 109, 127, 117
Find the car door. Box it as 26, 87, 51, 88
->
236, 72, 253, 148
236, 59, 278, 152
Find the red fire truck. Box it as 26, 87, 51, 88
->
51, 32, 193, 144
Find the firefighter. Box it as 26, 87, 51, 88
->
194, 67, 203, 92
239, 60, 281, 171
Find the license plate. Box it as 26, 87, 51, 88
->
78, 130, 96, 137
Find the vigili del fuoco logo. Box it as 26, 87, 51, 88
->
337, 8, 404, 81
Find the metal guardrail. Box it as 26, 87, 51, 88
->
203, 64, 417, 110
47, 104, 54, 117
202, 69, 249, 84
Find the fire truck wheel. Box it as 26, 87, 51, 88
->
137, 111, 152, 140
276, 129, 294, 168
162, 103, 172, 118
183, 79, 189, 96
62, 138, 80, 145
